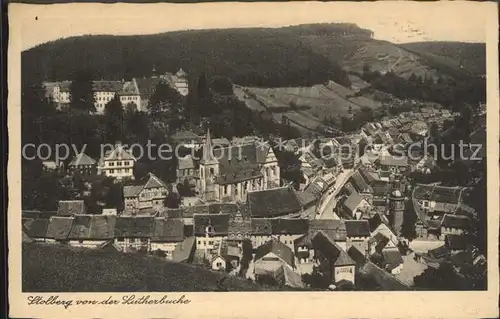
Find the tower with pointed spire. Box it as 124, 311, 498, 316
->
199, 127, 219, 201
388, 174, 405, 236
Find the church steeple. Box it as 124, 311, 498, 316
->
201, 127, 217, 164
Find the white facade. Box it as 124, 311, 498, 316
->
68, 239, 107, 249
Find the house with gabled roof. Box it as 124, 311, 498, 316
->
67, 214, 117, 248
57, 200, 86, 216
312, 231, 356, 285
68, 152, 97, 176
294, 220, 347, 263
114, 216, 155, 252
150, 217, 185, 259
254, 239, 297, 282
250, 218, 273, 249
123, 173, 170, 213
440, 214, 470, 240
98, 142, 136, 180
45, 216, 75, 243
247, 187, 302, 218
337, 191, 371, 220
193, 213, 230, 251
23, 218, 50, 242
345, 220, 371, 254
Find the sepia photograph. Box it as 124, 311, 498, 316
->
7, 1, 499, 318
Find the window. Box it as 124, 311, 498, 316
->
216, 262, 222, 267
130, 238, 136, 243
198, 240, 201, 245
141, 238, 148, 243
117, 238, 124, 242
208, 241, 214, 245
124, 161, 129, 166
109, 162, 115, 167
117, 161, 122, 166
110, 169, 115, 174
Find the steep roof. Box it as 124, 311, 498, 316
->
172, 130, 203, 143
172, 236, 196, 263
103, 144, 135, 161
151, 218, 184, 242
441, 214, 470, 229
247, 187, 302, 218
255, 239, 295, 268
178, 156, 195, 170
349, 171, 373, 194
312, 231, 354, 266
57, 200, 85, 216
114, 216, 155, 238
347, 245, 367, 266
382, 249, 404, 271
345, 220, 371, 238
92, 80, 124, 92
46, 216, 75, 240
143, 173, 167, 189
123, 185, 144, 198
413, 184, 463, 204
193, 214, 230, 236
271, 218, 308, 235
342, 192, 366, 215
68, 153, 96, 166
251, 218, 273, 235
68, 214, 116, 240
134, 77, 162, 96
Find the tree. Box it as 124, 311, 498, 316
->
197, 72, 209, 101
70, 70, 96, 113
148, 81, 183, 118
210, 76, 234, 95
401, 199, 418, 241
164, 192, 181, 209
104, 94, 124, 142
413, 262, 466, 290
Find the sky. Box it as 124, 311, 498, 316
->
11, 1, 493, 51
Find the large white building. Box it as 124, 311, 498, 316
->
98, 143, 136, 180
42, 68, 189, 113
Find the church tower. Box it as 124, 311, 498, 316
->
200, 128, 219, 201
388, 174, 405, 236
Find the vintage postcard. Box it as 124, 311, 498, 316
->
7, 1, 499, 318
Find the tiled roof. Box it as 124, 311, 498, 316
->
23, 218, 50, 238
413, 184, 463, 204
379, 155, 408, 167
309, 219, 347, 241
151, 218, 184, 242
335, 250, 356, 266
360, 262, 409, 290
171, 130, 203, 143
178, 156, 195, 170
271, 218, 308, 235
143, 173, 167, 189
134, 77, 162, 96
46, 216, 75, 240
114, 216, 155, 238
347, 245, 367, 266
160, 208, 184, 219
441, 214, 470, 229
349, 171, 373, 194
68, 153, 96, 166
382, 249, 403, 271
312, 231, 354, 266
193, 214, 230, 236
68, 214, 116, 240
247, 187, 302, 218
123, 185, 144, 198
57, 200, 85, 216
255, 239, 295, 268
92, 80, 124, 92
172, 236, 196, 262
342, 192, 365, 215
345, 220, 371, 237
251, 218, 273, 235
295, 189, 319, 207
103, 144, 135, 161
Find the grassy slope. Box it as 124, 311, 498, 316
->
400, 42, 486, 76
22, 243, 278, 292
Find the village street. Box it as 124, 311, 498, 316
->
316, 168, 354, 219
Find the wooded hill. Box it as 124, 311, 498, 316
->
22, 23, 485, 89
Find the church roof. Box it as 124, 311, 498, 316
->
247, 187, 302, 218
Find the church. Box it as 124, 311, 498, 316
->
198, 129, 280, 202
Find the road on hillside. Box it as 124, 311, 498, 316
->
316, 168, 354, 220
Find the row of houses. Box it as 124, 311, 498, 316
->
43, 69, 189, 113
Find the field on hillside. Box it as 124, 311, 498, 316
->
236, 81, 382, 131
22, 243, 281, 292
